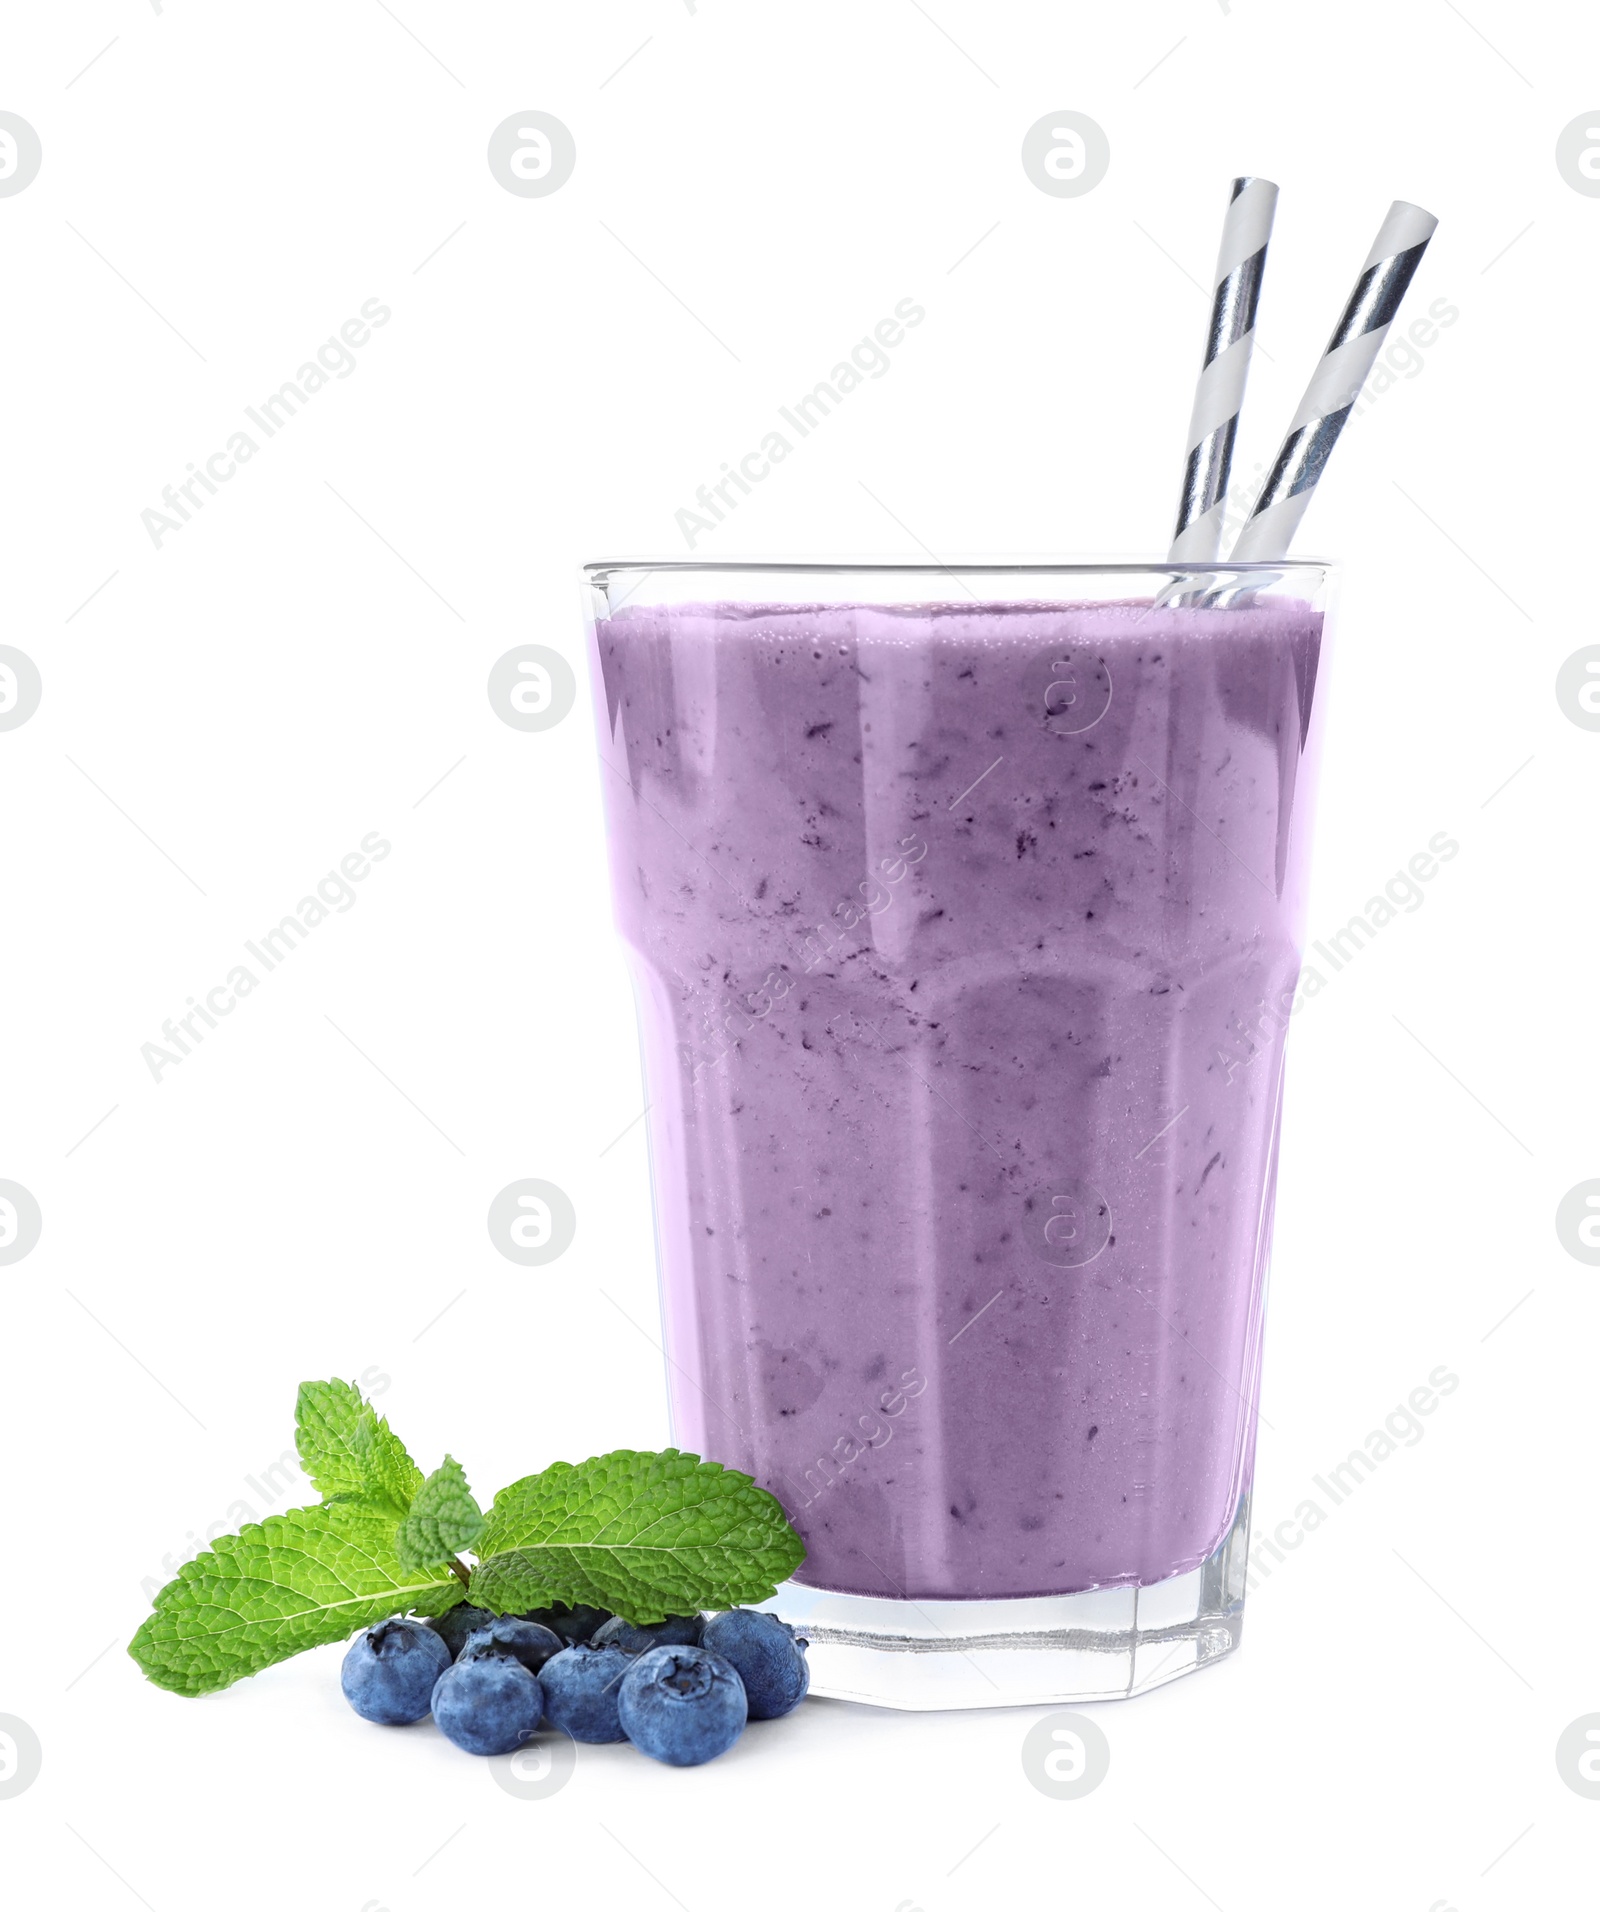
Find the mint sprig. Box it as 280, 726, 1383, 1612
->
394, 1456, 485, 1573
129, 1381, 806, 1698
472, 1449, 806, 1622
294, 1379, 423, 1516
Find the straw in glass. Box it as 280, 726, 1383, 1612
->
1229, 200, 1437, 562
1169, 176, 1279, 564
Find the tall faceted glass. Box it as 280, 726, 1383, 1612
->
585, 562, 1333, 1706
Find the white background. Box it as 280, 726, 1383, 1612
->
1, 2, 1594, 1908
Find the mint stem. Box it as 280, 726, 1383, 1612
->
448, 1557, 472, 1591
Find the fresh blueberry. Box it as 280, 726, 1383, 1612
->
428, 1603, 497, 1661
592, 1613, 704, 1653
538, 1643, 634, 1743
458, 1617, 565, 1674
341, 1617, 451, 1724
430, 1655, 545, 1756
618, 1646, 748, 1766
700, 1609, 810, 1720
520, 1603, 612, 1645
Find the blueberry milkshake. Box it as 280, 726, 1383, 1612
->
590, 590, 1324, 1601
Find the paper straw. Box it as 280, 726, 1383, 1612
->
1169, 176, 1278, 563
1230, 200, 1438, 562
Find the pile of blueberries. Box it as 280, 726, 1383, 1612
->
341, 1599, 809, 1767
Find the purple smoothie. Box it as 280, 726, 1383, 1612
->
591, 593, 1324, 1601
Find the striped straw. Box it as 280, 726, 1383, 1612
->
1169, 176, 1278, 563
1230, 200, 1438, 562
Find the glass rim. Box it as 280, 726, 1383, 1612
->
584, 556, 1335, 581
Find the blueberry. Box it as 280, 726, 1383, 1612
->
519, 1603, 612, 1645
428, 1603, 497, 1661
458, 1617, 565, 1674
618, 1646, 748, 1766
537, 1644, 634, 1743
592, 1613, 704, 1653
430, 1655, 545, 1756
341, 1617, 451, 1724
700, 1609, 810, 1720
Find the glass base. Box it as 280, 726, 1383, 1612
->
756, 1492, 1251, 1710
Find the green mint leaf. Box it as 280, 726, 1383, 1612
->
294, 1379, 370, 1499
128, 1502, 460, 1697
294, 1379, 423, 1516
351, 1408, 425, 1516
471, 1448, 805, 1623
394, 1456, 485, 1573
